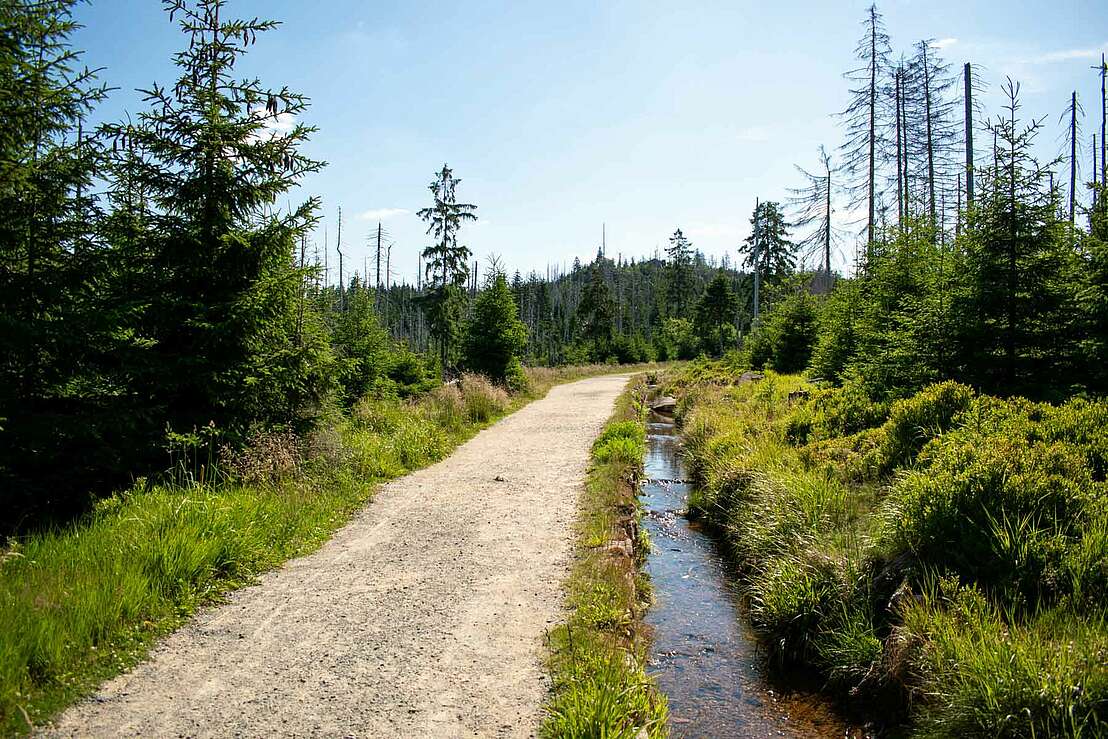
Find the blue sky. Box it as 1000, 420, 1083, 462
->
73, 0, 1107, 283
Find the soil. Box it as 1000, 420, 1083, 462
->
42, 374, 631, 738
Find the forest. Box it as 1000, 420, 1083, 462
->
2, 0, 1107, 735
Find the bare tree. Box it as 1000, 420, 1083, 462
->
839, 4, 892, 251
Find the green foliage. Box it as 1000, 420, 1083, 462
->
903, 584, 1108, 737
592, 421, 646, 466
672, 362, 1108, 734
418, 163, 477, 371
463, 273, 528, 386
658, 317, 700, 360
575, 264, 616, 349
695, 272, 740, 356
808, 279, 859, 384
665, 227, 695, 317
330, 279, 391, 404
543, 381, 667, 738
879, 380, 975, 469
741, 200, 795, 288
745, 288, 819, 373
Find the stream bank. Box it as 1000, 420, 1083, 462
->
640, 412, 865, 737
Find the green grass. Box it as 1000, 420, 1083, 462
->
667, 357, 1108, 736
0, 363, 674, 736
542, 378, 668, 738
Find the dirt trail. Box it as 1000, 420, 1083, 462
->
44, 374, 631, 739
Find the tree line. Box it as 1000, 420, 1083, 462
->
743, 4, 1108, 404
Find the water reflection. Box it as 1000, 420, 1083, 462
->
642, 416, 862, 738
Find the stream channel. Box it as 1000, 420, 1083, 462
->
641, 412, 867, 738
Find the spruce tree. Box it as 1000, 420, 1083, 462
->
694, 272, 739, 356
665, 227, 694, 317
103, 0, 331, 444
955, 80, 1077, 396
741, 201, 795, 295
417, 163, 477, 372
0, 0, 111, 517
464, 272, 528, 387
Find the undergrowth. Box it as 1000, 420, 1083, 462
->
542, 378, 668, 738
670, 357, 1108, 737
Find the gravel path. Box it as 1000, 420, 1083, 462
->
44, 374, 631, 738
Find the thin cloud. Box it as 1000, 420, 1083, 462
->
1022, 42, 1108, 64
934, 37, 958, 50
735, 126, 772, 143
357, 208, 410, 221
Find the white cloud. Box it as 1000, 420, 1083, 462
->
357, 208, 410, 221
1021, 43, 1108, 65
934, 37, 958, 50
246, 107, 297, 144
473, 219, 492, 227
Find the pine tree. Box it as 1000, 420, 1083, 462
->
665, 227, 694, 317
695, 272, 739, 356
103, 0, 331, 444
417, 163, 477, 372
0, 0, 112, 515
464, 272, 528, 387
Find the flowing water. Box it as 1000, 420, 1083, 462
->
641, 415, 866, 738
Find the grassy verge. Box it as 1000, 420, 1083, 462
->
0, 363, 669, 735
668, 359, 1108, 737
542, 375, 668, 738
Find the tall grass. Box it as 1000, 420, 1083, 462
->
542, 380, 668, 738
669, 357, 1108, 736
0, 364, 653, 735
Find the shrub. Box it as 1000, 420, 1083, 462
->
785, 379, 889, 446
878, 433, 1099, 608
879, 381, 975, 471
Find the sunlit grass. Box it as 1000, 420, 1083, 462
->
0, 363, 669, 735
542, 379, 668, 738
669, 358, 1108, 736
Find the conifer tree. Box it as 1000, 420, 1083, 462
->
955, 80, 1077, 395
417, 163, 476, 372
741, 201, 795, 293
665, 227, 694, 317
575, 264, 616, 355
840, 3, 891, 248
464, 271, 528, 387
102, 0, 331, 443
695, 272, 739, 356
0, 0, 111, 512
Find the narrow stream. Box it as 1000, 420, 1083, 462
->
641, 414, 863, 738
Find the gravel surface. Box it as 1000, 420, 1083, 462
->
43, 374, 631, 738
